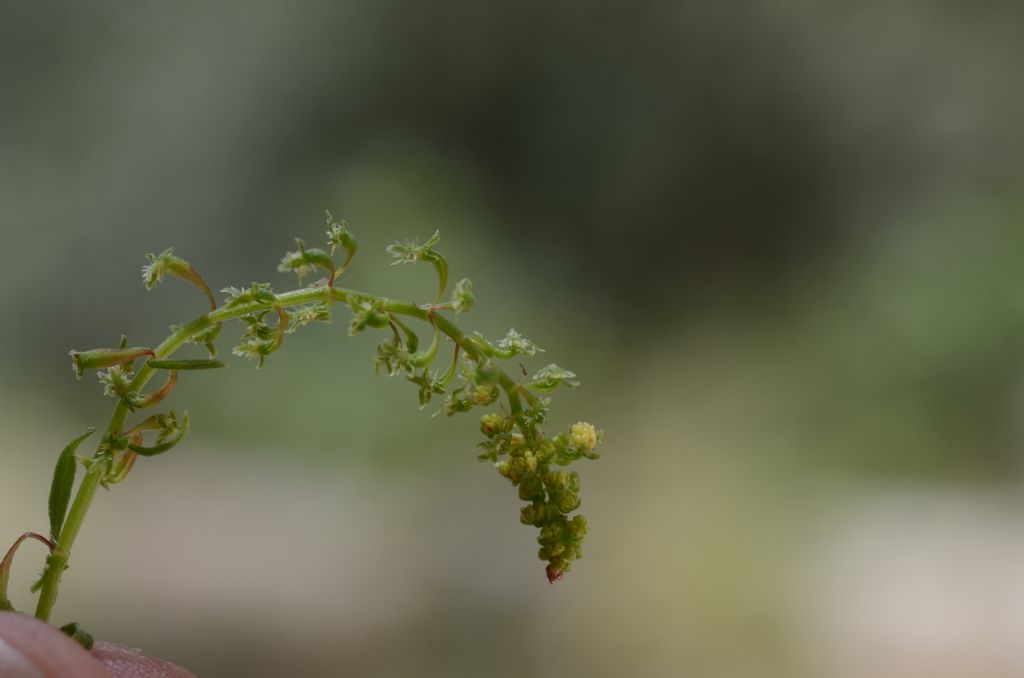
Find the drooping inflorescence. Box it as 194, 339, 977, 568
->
3, 213, 603, 643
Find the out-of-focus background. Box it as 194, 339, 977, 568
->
2, 2, 1024, 677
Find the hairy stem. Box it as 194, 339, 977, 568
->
34, 285, 512, 621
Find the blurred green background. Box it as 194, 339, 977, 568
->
3, 2, 1024, 677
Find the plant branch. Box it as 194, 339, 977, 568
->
32, 285, 514, 621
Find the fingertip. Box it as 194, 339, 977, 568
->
91, 642, 196, 678
0, 611, 106, 678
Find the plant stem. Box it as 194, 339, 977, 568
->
33, 285, 510, 622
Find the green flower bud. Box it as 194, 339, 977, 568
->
497, 460, 512, 479
535, 440, 555, 463
522, 450, 538, 473
570, 515, 588, 539
517, 474, 544, 502
473, 384, 498, 405
543, 470, 570, 492
520, 502, 544, 526
480, 413, 505, 436
557, 494, 581, 514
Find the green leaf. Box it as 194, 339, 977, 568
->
147, 359, 226, 370
49, 428, 96, 541
59, 622, 94, 650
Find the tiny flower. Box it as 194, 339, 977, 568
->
496, 328, 541, 357
569, 421, 598, 451
530, 364, 578, 392
480, 413, 504, 436
473, 384, 498, 405
451, 278, 475, 315
97, 366, 134, 400
520, 502, 544, 526
497, 460, 512, 479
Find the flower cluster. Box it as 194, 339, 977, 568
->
479, 412, 601, 582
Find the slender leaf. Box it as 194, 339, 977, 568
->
147, 359, 226, 370
59, 622, 94, 650
48, 428, 96, 541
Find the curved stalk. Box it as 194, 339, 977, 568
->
33, 285, 515, 621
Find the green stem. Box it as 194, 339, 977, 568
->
32, 284, 512, 622
33, 466, 103, 620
